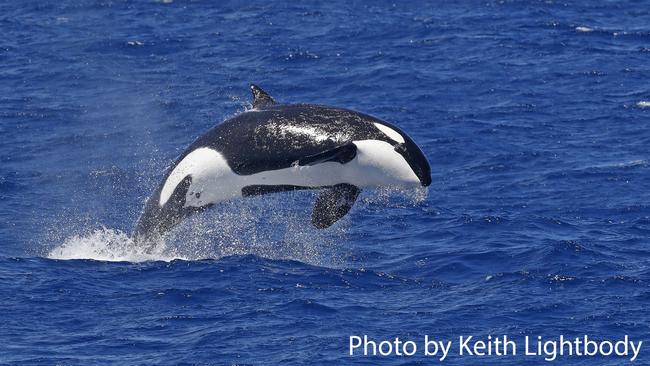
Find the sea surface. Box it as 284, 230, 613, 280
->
2, 1, 650, 365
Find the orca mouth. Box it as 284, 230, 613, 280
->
394, 143, 431, 187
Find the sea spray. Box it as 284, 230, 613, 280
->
47, 226, 182, 262
47, 187, 423, 264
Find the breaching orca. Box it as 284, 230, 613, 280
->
134, 85, 431, 242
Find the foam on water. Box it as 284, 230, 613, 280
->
47, 227, 183, 262
46, 220, 338, 265
575, 26, 593, 32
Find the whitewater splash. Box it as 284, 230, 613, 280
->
47, 222, 343, 264
47, 227, 184, 262
47, 187, 428, 264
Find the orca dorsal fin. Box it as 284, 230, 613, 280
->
250, 84, 276, 109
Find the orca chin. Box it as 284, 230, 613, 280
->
133, 84, 432, 241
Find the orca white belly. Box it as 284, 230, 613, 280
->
160, 139, 420, 209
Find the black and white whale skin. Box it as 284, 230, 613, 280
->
134, 85, 431, 241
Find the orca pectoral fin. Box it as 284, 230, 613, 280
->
296, 143, 357, 167
311, 184, 361, 229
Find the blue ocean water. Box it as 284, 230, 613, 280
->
2, 1, 650, 364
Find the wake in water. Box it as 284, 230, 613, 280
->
47, 187, 428, 264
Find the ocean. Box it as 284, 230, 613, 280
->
2, 1, 650, 365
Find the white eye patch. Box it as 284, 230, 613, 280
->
373, 123, 405, 143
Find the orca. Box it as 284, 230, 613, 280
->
134, 85, 431, 242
